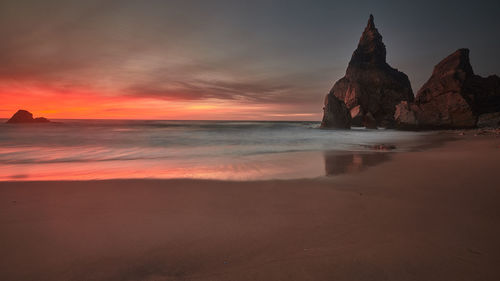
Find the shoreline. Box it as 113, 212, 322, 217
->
1, 134, 500, 280
0, 130, 495, 185
0, 122, 444, 182
0, 129, 465, 183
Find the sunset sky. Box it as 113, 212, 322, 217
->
1, 0, 499, 120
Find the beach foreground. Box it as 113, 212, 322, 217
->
1, 135, 500, 281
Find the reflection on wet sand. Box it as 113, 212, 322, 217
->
324, 151, 391, 176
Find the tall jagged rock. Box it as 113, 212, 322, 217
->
322, 15, 414, 128
395, 49, 500, 129
6, 109, 51, 124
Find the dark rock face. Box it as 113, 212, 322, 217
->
395, 49, 500, 129
414, 49, 478, 128
363, 112, 377, 129
477, 112, 500, 128
321, 94, 351, 129
323, 15, 414, 128
394, 101, 419, 129
34, 117, 51, 123
6, 110, 51, 124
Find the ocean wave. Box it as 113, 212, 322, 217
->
0, 121, 432, 180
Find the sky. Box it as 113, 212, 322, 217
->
1, 0, 499, 120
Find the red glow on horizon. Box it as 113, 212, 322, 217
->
0, 83, 320, 121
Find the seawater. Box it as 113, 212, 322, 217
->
0, 120, 432, 181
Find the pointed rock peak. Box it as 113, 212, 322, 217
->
361, 14, 381, 39
433, 48, 474, 76
348, 14, 387, 68
366, 14, 375, 30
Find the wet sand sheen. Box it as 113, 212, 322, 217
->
1, 135, 500, 281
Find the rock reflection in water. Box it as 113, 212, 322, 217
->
324, 151, 391, 176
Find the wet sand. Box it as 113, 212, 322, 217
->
1, 134, 500, 281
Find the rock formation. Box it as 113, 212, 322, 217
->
477, 112, 500, 128
6, 110, 51, 124
322, 14, 414, 128
321, 94, 351, 129
395, 49, 500, 129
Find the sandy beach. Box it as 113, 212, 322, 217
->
1, 134, 500, 281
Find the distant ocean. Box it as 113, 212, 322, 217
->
0, 120, 433, 181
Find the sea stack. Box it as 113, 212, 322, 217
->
395, 49, 500, 129
6, 110, 51, 124
321, 14, 414, 129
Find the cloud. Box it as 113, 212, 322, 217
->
0, 0, 347, 115
126, 78, 295, 102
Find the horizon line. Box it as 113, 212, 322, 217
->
0, 118, 320, 122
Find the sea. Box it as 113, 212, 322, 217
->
0, 120, 434, 181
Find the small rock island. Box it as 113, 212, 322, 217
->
6, 110, 51, 124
